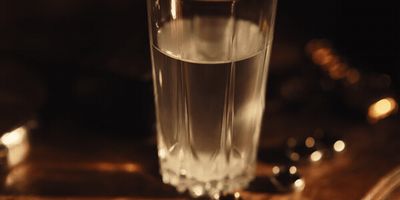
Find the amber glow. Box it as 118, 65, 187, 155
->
290, 152, 300, 161
5, 165, 29, 187
1, 126, 30, 167
368, 97, 398, 123
272, 166, 280, 174
306, 39, 360, 85
92, 162, 142, 173
305, 137, 315, 148
234, 192, 241, 199
289, 166, 297, 174
334, 140, 346, 152
294, 178, 305, 191
310, 150, 322, 162
1, 127, 27, 147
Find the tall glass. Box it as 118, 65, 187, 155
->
147, 0, 277, 198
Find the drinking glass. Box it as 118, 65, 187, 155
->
146, 0, 277, 198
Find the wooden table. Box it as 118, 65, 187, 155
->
1, 112, 399, 200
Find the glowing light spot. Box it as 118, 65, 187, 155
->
1, 126, 30, 167
368, 97, 398, 123
334, 140, 346, 152
305, 137, 315, 148
158, 148, 167, 159
294, 178, 305, 191
272, 166, 280, 174
1, 127, 27, 147
213, 193, 220, 200
191, 185, 205, 197
289, 166, 297, 174
93, 162, 141, 173
310, 150, 322, 162
306, 39, 332, 55
179, 169, 187, 176
234, 192, 241, 199
123, 163, 141, 173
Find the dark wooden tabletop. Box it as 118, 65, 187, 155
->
1, 110, 399, 200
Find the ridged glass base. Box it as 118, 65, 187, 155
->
161, 166, 254, 199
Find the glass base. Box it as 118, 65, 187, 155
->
161, 167, 254, 199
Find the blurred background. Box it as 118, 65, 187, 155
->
1, 0, 398, 137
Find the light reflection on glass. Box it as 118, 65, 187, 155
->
1, 126, 30, 167
158, 69, 163, 88
368, 97, 398, 123
171, 0, 177, 20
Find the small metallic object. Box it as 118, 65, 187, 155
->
270, 165, 305, 192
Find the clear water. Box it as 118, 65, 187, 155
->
151, 16, 270, 197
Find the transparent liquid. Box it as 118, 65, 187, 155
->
151, 16, 270, 197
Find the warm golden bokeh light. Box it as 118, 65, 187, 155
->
93, 162, 142, 173
272, 166, 280, 174
306, 39, 332, 54
305, 137, 315, 148
5, 165, 29, 188
368, 97, 398, 123
289, 166, 297, 174
1, 127, 27, 147
334, 140, 346, 152
311, 48, 335, 66
294, 178, 305, 191
310, 150, 322, 162
306, 39, 360, 85
1, 126, 30, 167
328, 63, 348, 80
